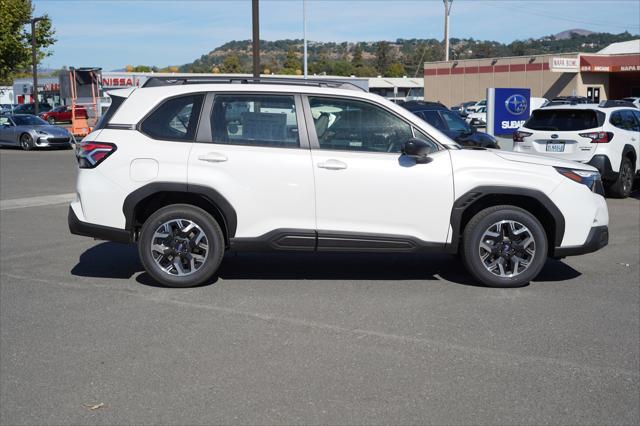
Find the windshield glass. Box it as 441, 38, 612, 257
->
440, 111, 469, 132
525, 109, 603, 131
13, 115, 48, 126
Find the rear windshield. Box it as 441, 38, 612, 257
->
524, 109, 604, 131
94, 95, 125, 130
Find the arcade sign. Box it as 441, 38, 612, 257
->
486, 88, 531, 136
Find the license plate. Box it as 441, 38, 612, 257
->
546, 142, 565, 152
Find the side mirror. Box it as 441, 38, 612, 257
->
402, 138, 433, 164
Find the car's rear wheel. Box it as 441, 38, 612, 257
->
606, 157, 634, 198
19, 133, 33, 151
138, 204, 225, 288
461, 206, 547, 288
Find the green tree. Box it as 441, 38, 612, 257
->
351, 43, 364, 68
353, 65, 377, 77
282, 47, 300, 74
0, 0, 56, 84
374, 41, 392, 75
386, 62, 405, 77
222, 53, 242, 73
133, 65, 152, 72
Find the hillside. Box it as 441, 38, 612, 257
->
179, 30, 639, 77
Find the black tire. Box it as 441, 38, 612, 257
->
138, 204, 225, 288
47, 117, 55, 125
461, 205, 548, 288
606, 157, 634, 199
19, 133, 33, 151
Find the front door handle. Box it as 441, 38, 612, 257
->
198, 152, 228, 163
317, 159, 347, 170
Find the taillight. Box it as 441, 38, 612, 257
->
513, 131, 532, 142
77, 142, 117, 168
579, 131, 613, 143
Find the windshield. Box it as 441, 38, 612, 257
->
13, 115, 48, 126
524, 109, 604, 131
440, 111, 470, 132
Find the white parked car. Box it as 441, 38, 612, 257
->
513, 101, 640, 198
621, 97, 640, 108
466, 106, 487, 127
69, 77, 609, 288
466, 99, 486, 113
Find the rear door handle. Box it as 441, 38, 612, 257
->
198, 152, 228, 163
317, 159, 347, 170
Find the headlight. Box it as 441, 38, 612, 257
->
555, 167, 602, 193
36, 130, 49, 136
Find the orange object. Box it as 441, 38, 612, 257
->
68, 68, 99, 137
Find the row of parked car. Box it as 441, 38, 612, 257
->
0, 103, 87, 124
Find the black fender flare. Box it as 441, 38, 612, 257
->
622, 144, 637, 168
447, 186, 565, 252
122, 182, 238, 238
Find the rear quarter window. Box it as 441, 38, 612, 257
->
94, 95, 125, 130
524, 109, 604, 131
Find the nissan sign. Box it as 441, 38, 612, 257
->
486, 88, 531, 136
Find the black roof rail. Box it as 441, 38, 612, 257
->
141, 76, 367, 92
598, 100, 638, 109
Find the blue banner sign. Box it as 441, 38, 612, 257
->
486, 88, 531, 136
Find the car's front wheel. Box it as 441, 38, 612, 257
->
138, 204, 225, 287
19, 133, 33, 151
47, 117, 55, 125
461, 206, 548, 288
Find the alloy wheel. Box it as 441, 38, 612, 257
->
150, 219, 208, 276
20, 134, 31, 150
478, 220, 536, 278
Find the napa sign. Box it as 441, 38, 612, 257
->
486, 88, 531, 136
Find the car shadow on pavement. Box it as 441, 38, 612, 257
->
71, 242, 581, 288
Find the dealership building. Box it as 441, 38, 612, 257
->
423, 39, 640, 107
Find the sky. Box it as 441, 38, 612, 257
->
33, 0, 640, 72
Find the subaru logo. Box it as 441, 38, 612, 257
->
505, 94, 528, 115
551, 134, 558, 139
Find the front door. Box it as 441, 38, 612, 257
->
304, 95, 454, 247
189, 92, 316, 244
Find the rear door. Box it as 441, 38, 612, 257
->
188, 92, 316, 242
520, 108, 604, 161
610, 109, 640, 170
0, 116, 16, 144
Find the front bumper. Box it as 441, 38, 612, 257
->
35, 135, 72, 147
554, 225, 608, 257
68, 206, 131, 243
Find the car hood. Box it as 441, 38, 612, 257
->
28, 125, 70, 136
493, 150, 598, 171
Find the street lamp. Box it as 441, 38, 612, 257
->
30, 17, 45, 115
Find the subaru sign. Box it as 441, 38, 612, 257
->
486, 88, 531, 136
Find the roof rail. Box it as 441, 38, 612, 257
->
598, 99, 638, 109
141, 76, 367, 92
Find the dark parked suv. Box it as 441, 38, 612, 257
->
402, 101, 500, 148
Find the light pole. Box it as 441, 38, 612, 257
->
303, 0, 308, 79
30, 17, 45, 114
443, 0, 452, 62
252, 0, 260, 79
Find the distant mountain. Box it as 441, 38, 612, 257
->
179, 31, 639, 78
553, 29, 595, 40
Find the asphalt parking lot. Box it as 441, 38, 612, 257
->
0, 147, 638, 425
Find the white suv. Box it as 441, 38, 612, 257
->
513, 102, 640, 198
69, 78, 609, 288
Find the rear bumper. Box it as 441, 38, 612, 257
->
68, 206, 131, 243
554, 225, 608, 257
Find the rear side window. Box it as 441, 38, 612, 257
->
95, 95, 125, 130
210, 94, 299, 148
610, 110, 640, 131
524, 109, 604, 131
141, 94, 204, 141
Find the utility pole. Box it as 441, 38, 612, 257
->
303, 0, 308, 79
443, 0, 452, 62
30, 17, 44, 114
252, 0, 260, 78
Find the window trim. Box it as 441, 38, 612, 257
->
301, 94, 444, 154
137, 92, 205, 143
196, 92, 308, 150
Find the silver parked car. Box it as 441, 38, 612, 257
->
0, 114, 73, 150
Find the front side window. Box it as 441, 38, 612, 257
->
210, 94, 299, 148
308, 96, 412, 153
141, 94, 204, 141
